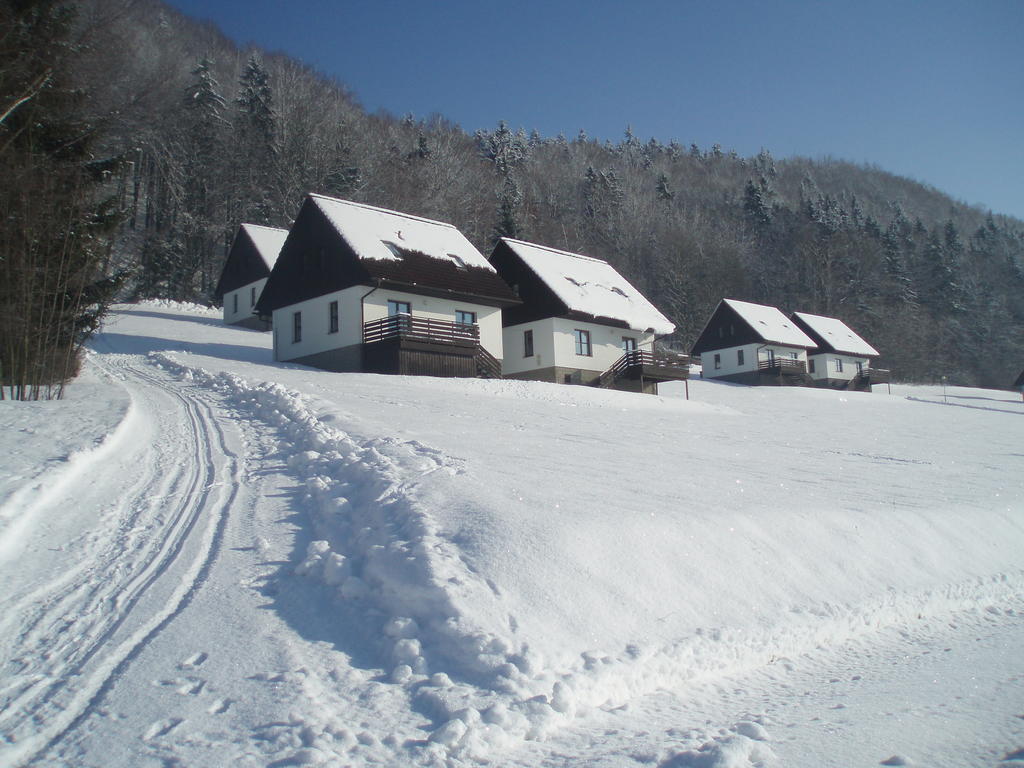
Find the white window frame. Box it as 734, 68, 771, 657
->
387, 300, 411, 317
523, 329, 534, 357
573, 329, 592, 357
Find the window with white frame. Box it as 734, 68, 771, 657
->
834, 358, 843, 372
292, 311, 302, 343
737, 349, 745, 366
622, 337, 637, 353
455, 310, 476, 327
573, 329, 592, 356
387, 300, 411, 316
714, 353, 721, 369
387, 300, 411, 330
523, 329, 534, 357
328, 300, 339, 333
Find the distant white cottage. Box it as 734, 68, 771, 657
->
690, 298, 816, 385
255, 195, 519, 378
790, 312, 889, 391
488, 238, 688, 394
215, 223, 288, 329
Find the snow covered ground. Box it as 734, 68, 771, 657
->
1, 301, 1022, 768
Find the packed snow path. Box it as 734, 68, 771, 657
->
1, 303, 1023, 767
0, 349, 249, 765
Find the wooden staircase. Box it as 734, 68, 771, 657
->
474, 346, 502, 379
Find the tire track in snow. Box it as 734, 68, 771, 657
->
0, 354, 242, 767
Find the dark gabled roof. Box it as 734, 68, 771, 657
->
214, 223, 288, 300
256, 195, 519, 314
790, 312, 879, 357
691, 299, 816, 355
488, 238, 674, 333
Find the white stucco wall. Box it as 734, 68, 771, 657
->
222, 278, 267, 325
272, 285, 365, 363
699, 343, 756, 378
700, 343, 808, 379
272, 285, 504, 363
502, 318, 653, 376
807, 353, 870, 381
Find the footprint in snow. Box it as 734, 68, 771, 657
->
144, 718, 183, 740
208, 698, 232, 715
176, 677, 206, 696
179, 651, 208, 669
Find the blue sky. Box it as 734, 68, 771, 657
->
168, 0, 1024, 220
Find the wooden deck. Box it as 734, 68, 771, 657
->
758, 358, 808, 375
598, 350, 691, 389
362, 316, 499, 378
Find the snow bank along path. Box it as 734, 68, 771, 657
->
0, 350, 243, 766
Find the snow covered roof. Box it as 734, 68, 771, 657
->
723, 299, 816, 347
497, 238, 674, 335
256, 195, 518, 312
310, 194, 494, 271
240, 224, 288, 270
791, 312, 880, 357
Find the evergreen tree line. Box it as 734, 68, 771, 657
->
0, 0, 126, 399
4, 0, 1023, 398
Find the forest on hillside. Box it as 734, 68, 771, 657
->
3, 0, 1024, 399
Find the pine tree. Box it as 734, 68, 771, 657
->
0, 0, 125, 399
742, 177, 772, 227
233, 53, 277, 226
656, 173, 674, 202
494, 175, 523, 241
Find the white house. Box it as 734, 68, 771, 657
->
215, 223, 288, 329
690, 298, 817, 385
487, 238, 687, 394
255, 195, 519, 378
790, 312, 887, 390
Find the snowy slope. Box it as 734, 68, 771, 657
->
0, 302, 1022, 768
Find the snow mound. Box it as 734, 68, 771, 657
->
131, 298, 220, 316
660, 721, 776, 767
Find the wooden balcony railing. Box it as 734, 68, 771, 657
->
363, 315, 479, 346
856, 367, 891, 384
758, 358, 808, 374
599, 349, 691, 386
614, 350, 690, 377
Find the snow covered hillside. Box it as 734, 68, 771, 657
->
1, 302, 1022, 768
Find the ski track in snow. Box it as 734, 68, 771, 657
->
0, 353, 241, 767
